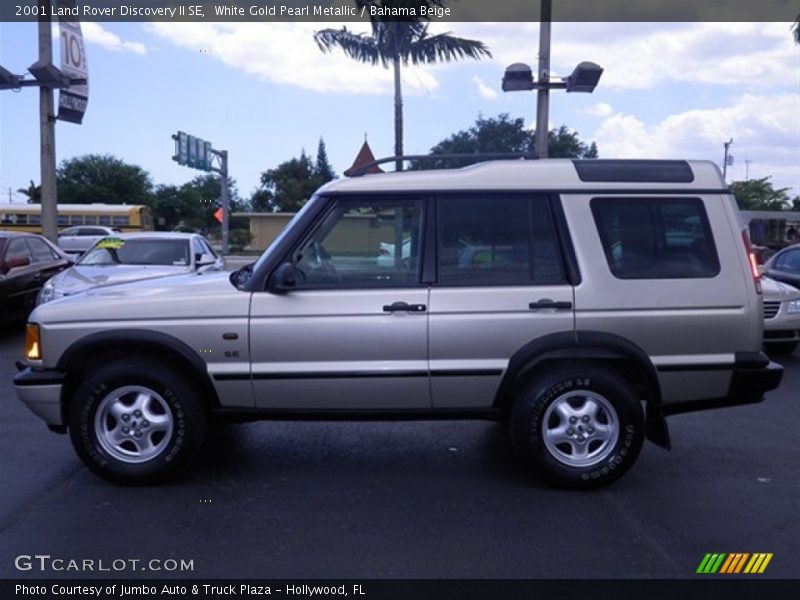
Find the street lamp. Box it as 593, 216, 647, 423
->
28, 60, 72, 88
501, 0, 603, 159
0, 65, 22, 90
502, 60, 603, 158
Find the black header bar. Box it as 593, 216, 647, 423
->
3, 0, 798, 23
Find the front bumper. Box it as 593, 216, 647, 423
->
661, 351, 783, 416
14, 367, 66, 426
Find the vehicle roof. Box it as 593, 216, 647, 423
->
318, 159, 727, 194
96, 232, 200, 240
0, 231, 43, 238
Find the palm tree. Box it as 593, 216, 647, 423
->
314, 2, 491, 171
793, 17, 799, 44
17, 180, 41, 203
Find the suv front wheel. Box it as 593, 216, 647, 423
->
510, 366, 644, 489
68, 359, 208, 484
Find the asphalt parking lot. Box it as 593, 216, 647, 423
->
0, 323, 797, 580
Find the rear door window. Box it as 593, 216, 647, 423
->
437, 195, 565, 286
591, 197, 720, 279
27, 237, 58, 263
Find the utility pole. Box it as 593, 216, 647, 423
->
38, 14, 58, 242
218, 149, 230, 255
535, 0, 552, 159
745, 159, 752, 180
722, 138, 733, 182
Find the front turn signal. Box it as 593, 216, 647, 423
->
25, 323, 41, 361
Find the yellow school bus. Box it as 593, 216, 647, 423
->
0, 203, 154, 233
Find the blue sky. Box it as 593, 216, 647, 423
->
1, 20, 798, 204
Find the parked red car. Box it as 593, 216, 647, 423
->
0, 232, 71, 323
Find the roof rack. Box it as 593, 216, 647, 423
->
346, 153, 539, 177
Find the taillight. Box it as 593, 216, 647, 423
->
741, 229, 761, 294
25, 323, 41, 361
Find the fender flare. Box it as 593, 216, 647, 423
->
495, 330, 670, 449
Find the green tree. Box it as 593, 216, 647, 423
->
17, 180, 41, 203
254, 151, 318, 213
410, 114, 598, 169
315, 138, 336, 183
56, 154, 153, 205
151, 174, 243, 233
730, 177, 793, 211
314, 1, 491, 171
251, 141, 338, 212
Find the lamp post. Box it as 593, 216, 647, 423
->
502, 0, 603, 158
0, 16, 86, 242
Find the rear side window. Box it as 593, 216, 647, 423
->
437, 196, 565, 285
27, 237, 58, 262
591, 197, 719, 279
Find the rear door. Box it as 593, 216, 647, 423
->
249, 196, 431, 410
57, 227, 82, 253
1, 237, 36, 318
428, 194, 575, 409
26, 236, 66, 295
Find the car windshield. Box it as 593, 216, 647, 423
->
78, 238, 190, 267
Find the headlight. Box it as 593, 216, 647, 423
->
37, 280, 60, 305
787, 299, 800, 314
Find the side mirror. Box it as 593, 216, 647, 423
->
270, 262, 299, 292
196, 252, 216, 266
5, 256, 31, 271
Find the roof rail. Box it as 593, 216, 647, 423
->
346, 153, 538, 177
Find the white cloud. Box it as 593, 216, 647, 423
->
458, 22, 799, 91
145, 22, 439, 95
582, 102, 614, 117
593, 93, 800, 192
472, 75, 498, 99
81, 23, 146, 55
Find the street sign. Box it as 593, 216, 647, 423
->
57, 0, 88, 124
214, 207, 223, 224
172, 131, 213, 171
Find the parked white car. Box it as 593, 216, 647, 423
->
38, 232, 224, 304
57, 226, 119, 256
762, 276, 800, 355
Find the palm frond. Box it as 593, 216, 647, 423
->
793, 17, 800, 44
313, 28, 382, 65
405, 27, 492, 65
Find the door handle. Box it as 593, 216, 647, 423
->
529, 300, 572, 310
383, 301, 427, 313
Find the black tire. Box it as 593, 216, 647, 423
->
510, 366, 644, 490
68, 359, 208, 485
764, 341, 798, 355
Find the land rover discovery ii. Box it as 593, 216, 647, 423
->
14, 159, 783, 488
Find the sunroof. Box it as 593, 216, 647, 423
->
573, 160, 695, 183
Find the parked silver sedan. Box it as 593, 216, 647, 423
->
762, 276, 800, 355
38, 232, 223, 304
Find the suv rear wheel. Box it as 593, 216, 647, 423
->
68, 359, 207, 484
510, 366, 644, 489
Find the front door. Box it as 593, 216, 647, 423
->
249, 196, 430, 410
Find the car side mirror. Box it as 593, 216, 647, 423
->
271, 262, 299, 292
5, 256, 30, 271
196, 252, 216, 266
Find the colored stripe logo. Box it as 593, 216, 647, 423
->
697, 553, 773, 574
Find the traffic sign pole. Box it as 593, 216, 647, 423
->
171, 131, 229, 254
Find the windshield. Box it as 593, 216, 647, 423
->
78, 238, 190, 267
